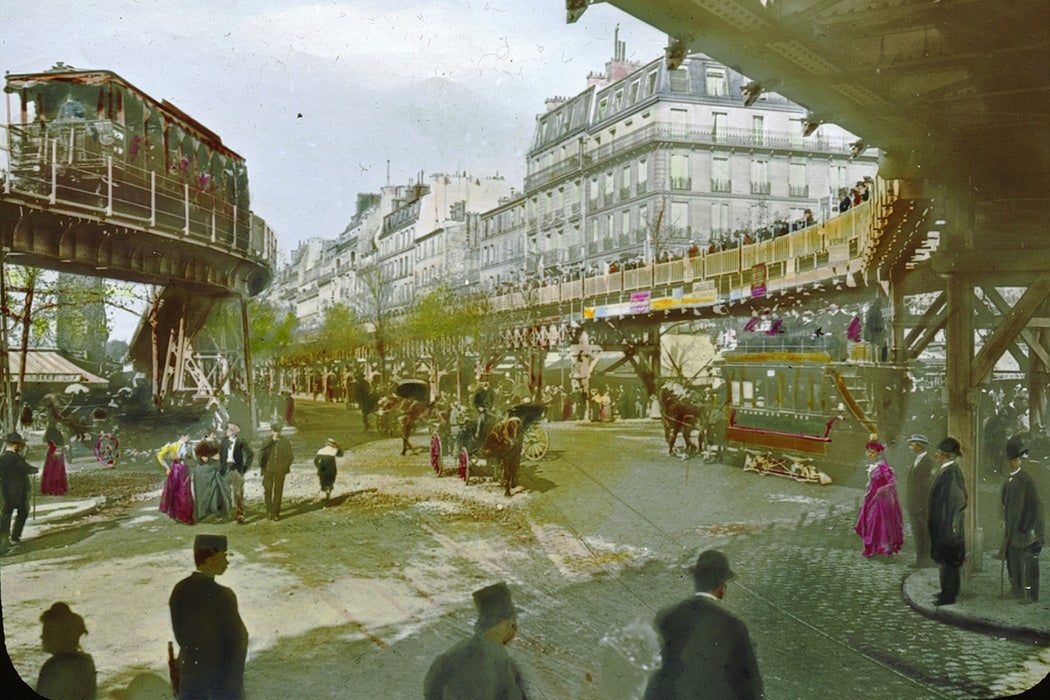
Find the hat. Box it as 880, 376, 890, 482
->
1006, 435, 1029, 460
937, 437, 962, 457
270, 421, 284, 433
4, 431, 25, 445
690, 549, 735, 591
473, 582, 518, 632
325, 437, 340, 449
908, 434, 929, 445
865, 440, 886, 452
226, 423, 240, 434
193, 534, 228, 553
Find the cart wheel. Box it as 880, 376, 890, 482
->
458, 447, 469, 483
521, 423, 549, 461
95, 433, 119, 468
430, 433, 442, 475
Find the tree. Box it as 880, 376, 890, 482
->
403, 286, 488, 401
354, 261, 401, 386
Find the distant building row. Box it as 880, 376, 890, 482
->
269, 45, 876, 326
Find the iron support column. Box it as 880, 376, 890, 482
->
944, 272, 981, 571
240, 295, 256, 435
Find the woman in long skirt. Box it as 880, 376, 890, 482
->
854, 437, 904, 558
192, 433, 232, 522
314, 438, 343, 501
40, 421, 68, 496
158, 434, 194, 524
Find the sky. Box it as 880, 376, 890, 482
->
1, 1, 668, 255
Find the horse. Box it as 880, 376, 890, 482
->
659, 384, 703, 457
399, 400, 438, 456
374, 395, 403, 438
478, 416, 524, 497
39, 393, 94, 447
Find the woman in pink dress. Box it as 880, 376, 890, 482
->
157, 434, 194, 524
40, 421, 68, 496
854, 438, 904, 558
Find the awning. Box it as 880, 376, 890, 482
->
6, 350, 108, 385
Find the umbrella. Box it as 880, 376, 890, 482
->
64, 383, 90, 395
395, 379, 430, 404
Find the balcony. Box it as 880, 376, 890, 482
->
789, 185, 810, 197
524, 154, 583, 192
620, 187, 631, 200
711, 179, 732, 193
670, 176, 693, 191
750, 182, 771, 195
636, 182, 647, 195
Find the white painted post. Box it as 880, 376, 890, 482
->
211, 209, 216, 243
106, 156, 113, 216
149, 171, 156, 226
183, 183, 190, 235
50, 139, 57, 204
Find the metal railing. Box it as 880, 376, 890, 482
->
1, 121, 277, 268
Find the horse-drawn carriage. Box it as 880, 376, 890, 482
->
428, 388, 550, 496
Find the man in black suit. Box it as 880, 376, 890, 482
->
220, 423, 253, 524
169, 534, 248, 700
0, 431, 39, 551
998, 436, 1044, 603
928, 437, 968, 606
644, 550, 763, 700
905, 434, 938, 568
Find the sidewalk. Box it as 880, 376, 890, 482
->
901, 555, 1050, 643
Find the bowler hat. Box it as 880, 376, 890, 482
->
690, 549, 735, 591
4, 431, 25, 445
227, 423, 240, 434
908, 434, 929, 445
1006, 435, 1029, 460
473, 582, 518, 632
937, 437, 962, 457
193, 534, 228, 553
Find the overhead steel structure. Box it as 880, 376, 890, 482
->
564, 0, 1050, 568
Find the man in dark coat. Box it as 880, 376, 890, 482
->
220, 423, 253, 524
928, 437, 968, 606
0, 431, 39, 550
644, 550, 763, 700
998, 436, 1044, 603
905, 434, 938, 568
424, 582, 527, 699
169, 534, 248, 700
258, 422, 293, 521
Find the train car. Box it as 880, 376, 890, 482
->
708, 333, 910, 485
3, 63, 254, 251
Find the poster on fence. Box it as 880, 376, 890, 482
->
751, 263, 767, 298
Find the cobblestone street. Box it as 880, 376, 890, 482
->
1, 401, 1047, 698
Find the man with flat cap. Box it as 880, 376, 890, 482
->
644, 550, 763, 700
928, 437, 968, 606
169, 534, 248, 700
905, 434, 938, 568
424, 581, 527, 699
0, 431, 39, 551
998, 435, 1043, 603
219, 423, 253, 524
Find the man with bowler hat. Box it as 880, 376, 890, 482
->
219, 423, 253, 524
424, 581, 527, 699
258, 422, 293, 521
644, 549, 763, 700
0, 431, 39, 551
928, 437, 968, 605
905, 434, 937, 568
997, 435, 1043, 603
169, 534, 248, 700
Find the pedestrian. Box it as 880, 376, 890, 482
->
41, 420, 69, 497
35, 602, 96, 700
905, 434, 937, 568
997, 435, 1043, 603
169, 534, 248, 700
219, 423, 253, 524
193, 432, 232, 523
0, 431, 39, 551
854, 437, 904, 558
928, 437, 968, 606
158, 434, 195, 525
314, 438, 342, 501
643, 549, 763, 699
258, 422, 293, 521
283, 391, 295, 427
423, 581, 528, 699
